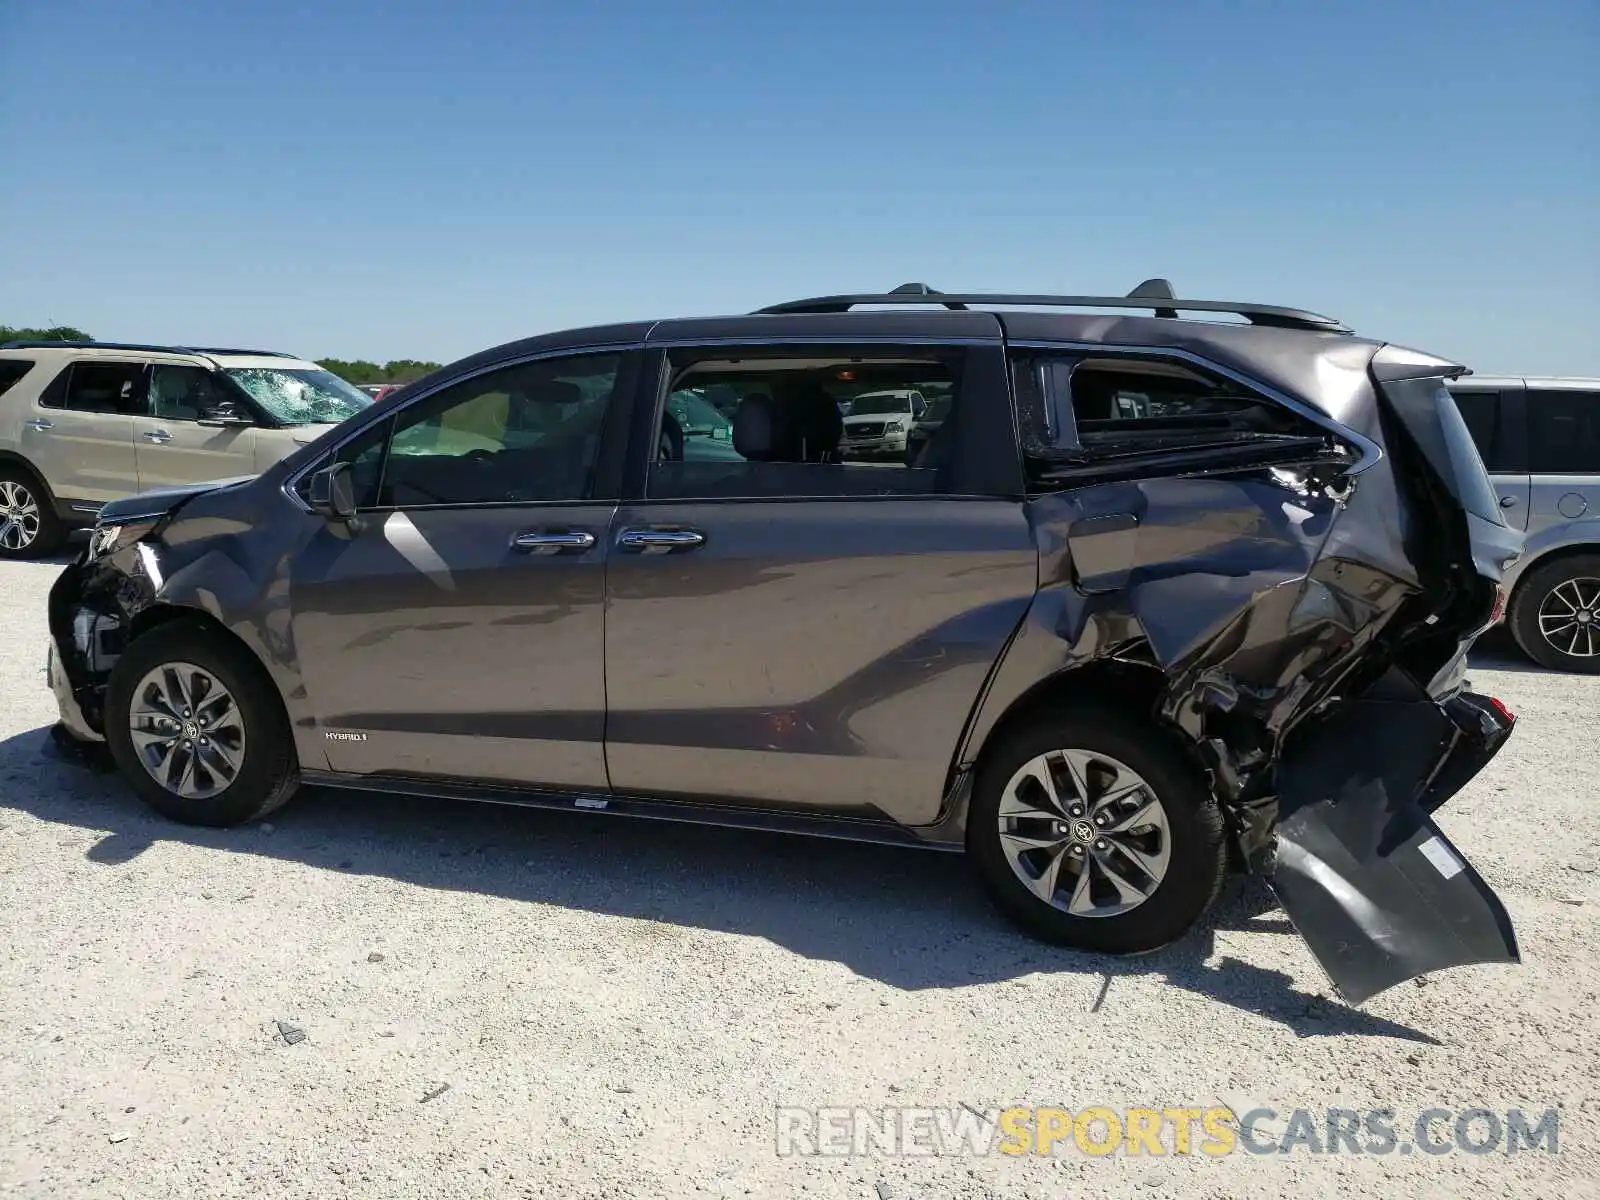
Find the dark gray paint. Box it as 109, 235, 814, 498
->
47, 302, 1526, 1004
604, 499, 1036, 825
289, 503, 616, 787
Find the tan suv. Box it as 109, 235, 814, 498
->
0, 341, 373, 557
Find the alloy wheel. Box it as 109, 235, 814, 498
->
0, 481, 40, 552
1536, 577, 1600, 660
128, 662, 248, 799
996, 748, 1172, 918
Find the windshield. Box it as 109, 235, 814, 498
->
847, 392, 912, 416
226, 367, 373, 425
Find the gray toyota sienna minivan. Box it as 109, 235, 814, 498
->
46, 282, 1525, 1005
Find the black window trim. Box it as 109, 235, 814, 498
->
280, 342, 646, 514
626, 338, 1018, 504
1006, 340, 1383, 475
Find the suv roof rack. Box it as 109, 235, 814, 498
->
187, 347, 295, 357
754, 279, 1351, 333
0, 340, 293, 358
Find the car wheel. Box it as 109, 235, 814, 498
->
1509, 554, 1600, 674
0, 468, 64, 559
104, 621, 300, 826
967, 710, 1226, 954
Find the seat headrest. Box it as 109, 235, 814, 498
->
732, 393, 780, 460
522, 379, 583, 407
731, 384, 844, 463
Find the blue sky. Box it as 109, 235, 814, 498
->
2, 0, 1595, 373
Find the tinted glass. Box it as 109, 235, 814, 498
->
1527, 390, 1600, 475
648, 355, 959, 499
0, 360, 33, 397
1379, 376, 1506, 525
57, 362, 145, 414
1447, 389, 1501, 470
351, 354, 619, 508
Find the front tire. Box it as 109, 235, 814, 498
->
104, 621, 300, 826
967, 709, 1226, 954
0, 468, 64, 559
1509, 554, 1600, 674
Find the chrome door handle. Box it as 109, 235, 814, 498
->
510, 529, 596, 553
25, 418, 53, 432
617, 527, 705, 552
1499, 495, 1517, 508
142, 430, 172, 444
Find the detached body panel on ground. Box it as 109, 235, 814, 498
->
43, 291, 1524, 1003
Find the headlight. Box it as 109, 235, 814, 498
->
86, 519, 158, 561
885, 421, 905, 434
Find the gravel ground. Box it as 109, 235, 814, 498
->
1, 552, 1596, 1199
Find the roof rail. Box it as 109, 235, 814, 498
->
754, 280, 1350, 333
187, 347, 294, 357
0, 340, 292, 358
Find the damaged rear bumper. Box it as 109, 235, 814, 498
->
1270, 681, 1518, 1005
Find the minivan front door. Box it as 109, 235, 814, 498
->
288, 350, 636, 789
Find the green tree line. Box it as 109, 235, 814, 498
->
2, 325, 441, 386
0, 324, 92, 343
317, 358, 442, 386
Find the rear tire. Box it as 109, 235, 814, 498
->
0, 467, 64, 559
104, 621, 300, 826
1509, 554, 1600, 674
967, 709, 1226, 954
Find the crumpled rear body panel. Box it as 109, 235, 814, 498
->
955, 363, 1520, 1003
1272, 683, 1517, 1005
962, 462, 1421, 862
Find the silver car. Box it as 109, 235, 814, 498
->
1449, 376, 1600, 672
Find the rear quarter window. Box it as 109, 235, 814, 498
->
0, 359, 35, 397
1445, 388, 1506, 471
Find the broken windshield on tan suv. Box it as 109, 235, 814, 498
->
225, 366, 372, 425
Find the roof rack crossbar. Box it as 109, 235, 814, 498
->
754, 286, 1348, 333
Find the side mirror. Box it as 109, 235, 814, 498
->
307, 461, 357, 522
197, 403, 253, 427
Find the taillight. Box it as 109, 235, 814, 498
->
1487, 696, 1516, 723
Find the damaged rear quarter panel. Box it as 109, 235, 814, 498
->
957, 353, 1430, 864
